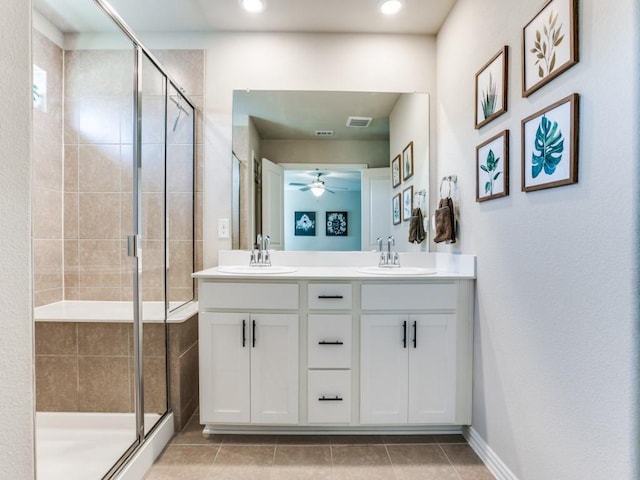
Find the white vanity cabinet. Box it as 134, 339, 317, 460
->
195, 265, 474, 432
199, 282, 299, 425
360, 282, 473, 426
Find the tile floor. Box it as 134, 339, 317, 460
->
144, 415, 495, 480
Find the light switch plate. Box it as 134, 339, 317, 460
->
218, 218, 230, 239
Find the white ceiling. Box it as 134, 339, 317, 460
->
34, 0, 456, 35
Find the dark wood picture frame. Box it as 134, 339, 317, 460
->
391, 154, 401, 188
522, 0, 579, 97
475, 46, 509, 129
476, 130, 509, 202
521, 93, 579, 192
402, 142, 414, 181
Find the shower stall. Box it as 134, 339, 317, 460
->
32, 0, 197, 478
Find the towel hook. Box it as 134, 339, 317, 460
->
439, 175, 457, 198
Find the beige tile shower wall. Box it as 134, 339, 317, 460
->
35, 315, 198, 431
63, 48, 135, 302
63, 49, 204, 302
32, 30, 64, 307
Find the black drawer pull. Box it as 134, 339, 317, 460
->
412, 321, 417, 348
242, 319, 246, 347
318, 396, 343, 401
252, 319, 256, 347
402, 320, 407, 348
318, 295, 344, 299
318, 340, 344, 345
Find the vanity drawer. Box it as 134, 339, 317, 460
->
308, 283, 352, 310
361, 283, 457, 311
308, 370, 351, 424
199, 282, 299, 310
308, 315, 352, 369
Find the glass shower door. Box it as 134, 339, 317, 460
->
138, 52, 169, 436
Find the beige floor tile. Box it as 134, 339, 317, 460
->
209, 445, 274, 480
434, 434, 467, 444
331, 445, 394, 480
221, 434, 279, 445
387, 444, 459, 480
271, 446, 333, 479
440, 444, 496, 480
277, 434, 332, 445
330, 435, 384, 445
144, 445, 218, 480
382, 434, 438, 445
172, 414, 223, 445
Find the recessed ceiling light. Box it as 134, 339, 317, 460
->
378, 0, 403, 15
240, 0, 266, 13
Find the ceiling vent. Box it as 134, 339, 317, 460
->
315, 130, 334, 137
346, 116, 372, 128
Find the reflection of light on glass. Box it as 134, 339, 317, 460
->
33, 65, 47, 112
310, 184, 325, 197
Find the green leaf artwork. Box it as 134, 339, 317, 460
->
480, 149, 501, 195
481, 72, 497, 119
532, 115, 564, 178
530, 10, 565, 78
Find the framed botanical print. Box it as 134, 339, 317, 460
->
402, 185, 413, 221
402, 142, 414, 181
294, 211, 316, 236
522, 0, 578, 97
476, 130, 509, 202
475, 46, 508, 129
521, 94, 579, 191
392, 193, 401, 225
391, 155, 401, 188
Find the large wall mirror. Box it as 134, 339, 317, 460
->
232, 90, 429, 252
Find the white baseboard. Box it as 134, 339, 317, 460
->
463, 426, 519, 480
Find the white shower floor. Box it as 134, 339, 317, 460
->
36, 412, 161, 480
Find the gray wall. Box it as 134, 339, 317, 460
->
437, 0, 639, 478
0, 0, 35, 477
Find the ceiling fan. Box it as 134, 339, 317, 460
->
289, 171, 347, 197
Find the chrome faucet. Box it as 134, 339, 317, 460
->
250, 233, 271, 266
377, 235, 400, 267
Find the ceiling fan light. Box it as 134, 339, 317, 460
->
241, 0, 266, 13
310, 186, 325, 197
379, 0, 403, 15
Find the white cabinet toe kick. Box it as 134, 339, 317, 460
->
197, 277, 474, 433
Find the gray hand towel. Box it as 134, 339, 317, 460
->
408, 207, 426, 244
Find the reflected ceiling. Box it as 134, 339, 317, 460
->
34, 0, 456, 35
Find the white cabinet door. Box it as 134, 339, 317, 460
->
199, 312, 251, 424
360, 314, 408, 424
408, 314, 457, 424
250, 314, 299, 424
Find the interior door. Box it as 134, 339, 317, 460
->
361, 167, 391, 250
261, 158, 284, 249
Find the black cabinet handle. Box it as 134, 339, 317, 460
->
402, 320, 407, 348
413, 321, 417, 348
318, 396, 343, 401
318, 295, 344, 299
318, 340, 344, 345
252, 319, 256, 348
242, 319, 246, 347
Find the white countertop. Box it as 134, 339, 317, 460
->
193, 251, 476, 280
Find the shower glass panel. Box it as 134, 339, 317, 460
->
167, 83, 195, 310
139, 53, 169, 433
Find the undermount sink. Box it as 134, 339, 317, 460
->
357, 266, 437, 275
217, 265, 298, 274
